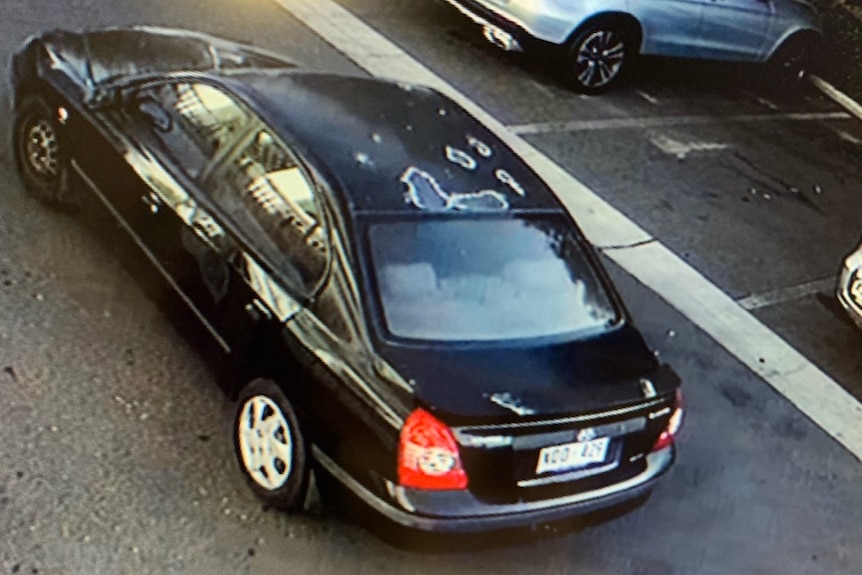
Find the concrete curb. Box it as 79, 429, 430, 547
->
810, 74, 862, 122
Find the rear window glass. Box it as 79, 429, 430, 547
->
366, 216, 619, 342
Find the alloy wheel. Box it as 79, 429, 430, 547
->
574, 30, 626, 89
24, 119, 60, 180
237, 395, 294, 491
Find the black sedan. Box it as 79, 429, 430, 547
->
11, 26, 684, 535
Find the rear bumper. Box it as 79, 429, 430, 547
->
312, 444, 674, 533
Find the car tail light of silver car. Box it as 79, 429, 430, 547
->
398, 408, 468, 490
652, 389, 684, 452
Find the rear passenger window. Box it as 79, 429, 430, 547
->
208, 128, 329, 297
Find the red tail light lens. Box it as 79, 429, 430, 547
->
652, 389, 685, 452
398, 408, 468, 490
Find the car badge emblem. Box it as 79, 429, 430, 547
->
640, 378, 657, 399
577, 427, 597, 442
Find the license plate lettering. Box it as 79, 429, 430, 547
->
535, 437, 610, 474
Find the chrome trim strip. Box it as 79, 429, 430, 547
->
454, 399, 666, 434
441, 0, 494, 27
517, 459, 620, 488
72, 160, 232, 354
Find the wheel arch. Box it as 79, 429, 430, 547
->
565, 12, 644, 53
766, 28, 821, 62
224, 321, 310, 404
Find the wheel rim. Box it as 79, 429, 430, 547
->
575, 30, 625, 89
23, 119, 60, 180
237, 395, 294, 491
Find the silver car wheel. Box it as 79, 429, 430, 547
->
574, 30, 625, 89
25, 120, 60, 179
237, 394, 294, 491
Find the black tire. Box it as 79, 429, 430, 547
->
566, 22, 636, 94
13, 94, 78, 210
233, 378, 309, 512
769, 34, 819, 84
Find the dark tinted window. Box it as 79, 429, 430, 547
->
208, 128, 329, 297
367, 217, 618, 342
137, 82, 250, 179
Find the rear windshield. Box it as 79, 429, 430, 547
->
366, 216, 619, 342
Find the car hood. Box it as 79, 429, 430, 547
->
378, 325, 680, 424
38, 26, 295, 88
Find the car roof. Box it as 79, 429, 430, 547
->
219, 71, 565, 217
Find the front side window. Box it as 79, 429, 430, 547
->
135, 82, 250, 179
366, 217, 619, 342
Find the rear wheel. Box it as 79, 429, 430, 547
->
566, 22, 635, 94
13, 94, 78, 210
234, 378, 309, 511
770, 34, 819, 83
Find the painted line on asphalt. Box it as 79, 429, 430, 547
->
508, 111, 850, 135
811, 75, 862, 122
737, 277, 836, 311
649, 134, 729, 160
739, 89, 779, 111
273, 0, 862, 462
636, 90, 661, 105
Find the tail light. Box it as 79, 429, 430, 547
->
652, 389, 685, 452
398, 408, 468, 490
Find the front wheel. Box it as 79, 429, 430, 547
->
233, 378, 309, 512
13, 94, 78, 210
566, 24, 633, 94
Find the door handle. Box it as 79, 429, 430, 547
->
141, 191, 162, 214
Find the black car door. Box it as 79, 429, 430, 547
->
112, 79, 260, 354
199, 122, 329, 368
65, 97, 158, 249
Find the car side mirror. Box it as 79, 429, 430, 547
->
135, 97, 172, 133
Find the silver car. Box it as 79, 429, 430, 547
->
837, 240, 862, 329
442, 0, 821, 93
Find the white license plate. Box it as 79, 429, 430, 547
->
535, 437, 610, 474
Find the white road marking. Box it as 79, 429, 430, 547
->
531, 78, 559, 100
637, 90, 660, 105
272, 0, 862, 462
811, 75, 862, 122
649, 134, 729, 159
836, 129, 862, 145
508, 111, 850, 135
737, 277, 836, 311
740, 89, 779, 110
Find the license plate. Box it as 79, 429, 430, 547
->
535, 437, 610, 474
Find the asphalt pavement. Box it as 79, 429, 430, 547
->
1, 1, 861, 573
